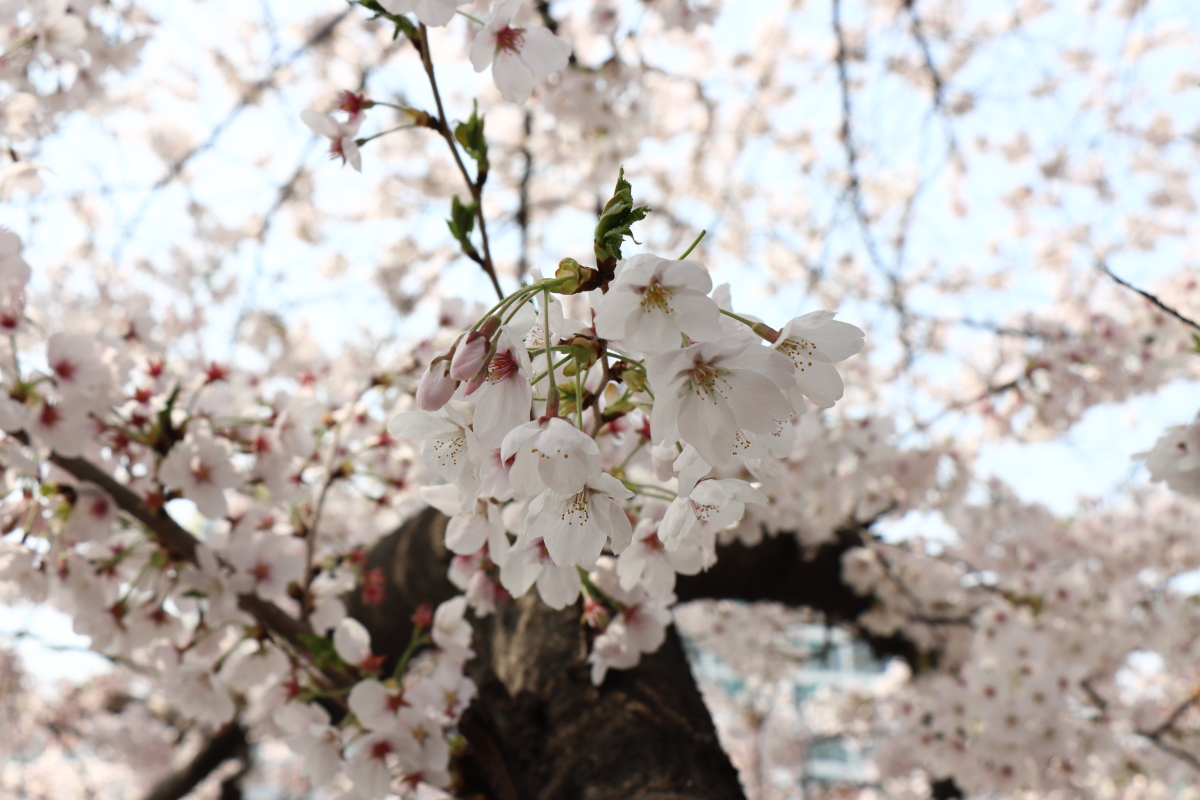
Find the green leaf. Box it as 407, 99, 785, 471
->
594, 167, 651, 263
1191, 333, 1200, 354
391, 14, 417, 41
447, 195, 479, 258
454, 101, 489, 173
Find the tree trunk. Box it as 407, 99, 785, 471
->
346, 509, 930, 799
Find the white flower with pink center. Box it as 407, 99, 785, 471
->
593, 254, 723, 354
348, 678, 409, 733
29, 395, 93, 457
773, 310, 865, 411
158, 432, 238, 519
47, 332, 108, 397
432, 595, 475, 662
616, 517, 703, 599
300, 109, 363, 172
586, 558, 672, 685
501, 415, 601, 497
0, 229, 31, 289
228, 533, 305, 602
274, 702, 343, 785
499, 538, 582, 609
1139, 411, 1200, 497
379, 0, 467, 27
647, 335, 794, 467
519, 472, 634, 567
347, 730, 417, 800
469, 328, 533, 448
469, 0, 572, 104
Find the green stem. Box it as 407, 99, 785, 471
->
620, 479, 677, 499
677, 229, 707, 260
530, 355, 573, 387
542, 288, 558, 418
613, 438, 646, 477
393, 628, 430, 681
574, 367, 584, 429
605, 348, 644, 364
719, 308, 760, 329
455, 9, 486, 24
356, 123, 416, 146
576, 566, 624, 613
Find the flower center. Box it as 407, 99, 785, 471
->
488, 350, 520, 382
778, 337, 817, 372
370, 740, 393, 761
494, 25, 524, 53
640, 280, 674, 312
52, 358, 76, 381
190, 457, 213, 485
38, 403, 61, 428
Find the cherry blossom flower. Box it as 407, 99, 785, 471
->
47, 333, 108, 396
586, 558, 672, 685
274, 702, 343, 785
499, 538, 582, 609
469, 328, 534, 448
501, 415, 602, 496
0, 230, 31, 288
61, 485, 116, 543
773, 311, 865, 410
592, 254, 723, 354
163, 663, 236, 726
0, 162, 45, 200
617, 517, 703, 598
520, 472, 634, 567
431, 595, 474, 662
449, 332, 490, 381
444, 499, 508, 557
158, 432, 238, 519
29, 395, 93, 457
0, 93, 38, 141
647, 336, 794, 467
449, 546, 503, 616
379, 0, 467, 27
334, 617, 381, 671
348, 678, 409, 733
347, 730, 416, 800
301, 109, 363, 172
1139, 412, 1200, 497
228, 533, 305, 602
416, 357, 458, 411
390, 405, 484, 489
469, 0, 573, 104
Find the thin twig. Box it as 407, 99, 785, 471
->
417, 23, 503, 300
1098, 258, 1200, 333
516, 109, 533, 284
31, 441, 350, 690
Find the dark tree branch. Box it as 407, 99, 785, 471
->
1097, 258, 1200, 333
141, 723, 247, 800
417, 23, 504, 300
40, 447, 350, 690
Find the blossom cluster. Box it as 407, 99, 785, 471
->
392, 248, 864, 680
0, 218, 491, 796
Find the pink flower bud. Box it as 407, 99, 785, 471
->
450, 332, 489, 381
411, 601, 434, 630
416, 359, 458, 411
